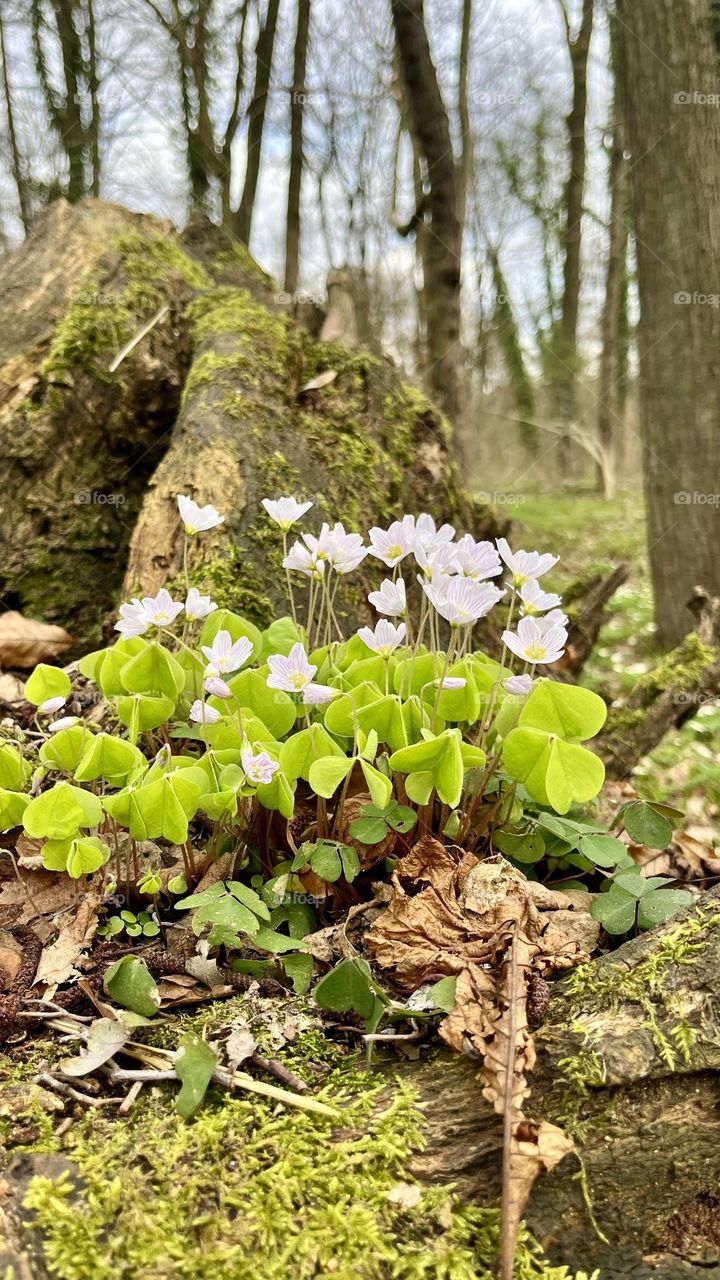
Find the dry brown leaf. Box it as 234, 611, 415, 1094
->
33, 890, 103, 989
0, 868, 85, 927
0, 929, 24, 987
0, 612, 72, 668
299, 368, 338, 393
366, 839, 586, 1280
225, 1023, 257, 1068
0, 673, 25, 702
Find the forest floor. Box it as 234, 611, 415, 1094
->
2, 488, 719, 1280
513, 487, 720, 841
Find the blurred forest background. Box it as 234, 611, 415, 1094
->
0, 0, 719, 821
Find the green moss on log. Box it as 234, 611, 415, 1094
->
42, 233, 210, 383
7, 1019, 586, 1280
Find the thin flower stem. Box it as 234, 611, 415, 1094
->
430, 629, 456, 728
282, 532, 299, 626
182, 535, 190, 595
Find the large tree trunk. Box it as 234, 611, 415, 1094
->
616, 0, 720, 647
0, 199, 485, 656
390, 0, 463, 431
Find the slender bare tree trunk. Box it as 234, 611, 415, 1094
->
489, 246, 537, 452
284, 0, 310, 295
456, 0, 473, 248
596, 81, 629, 498
86, 0, 101, 197
391, 0, 463, 430
616, 0, 720, 646
49, 0, 87, 201
552, 0, 593, 467
0, 9, 31, 231
233, 0, 282, 246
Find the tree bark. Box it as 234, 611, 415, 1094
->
391, 0, 463, 431
233, 0, 282, 246
615, 0, 720, 647
284, 0, 310, 296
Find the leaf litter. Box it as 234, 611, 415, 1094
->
366, 837, 590, 1279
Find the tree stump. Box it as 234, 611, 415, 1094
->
0, 199, 497, 654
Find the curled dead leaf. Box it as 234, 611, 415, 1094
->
0, 612, 72, 669
299, 369, 338, 394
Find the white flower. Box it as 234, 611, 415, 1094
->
357, 619, 407, 657
267, 642, 317, 693
39, 696, 66, 715
414, 541, 458, 580
424, 577, 504, 626
504, 673, 532, 696
368, 521, 412, 568
201, 630, 253, 676
115, 588, 184, 638
262, 496, 313, 530
184, 587, 217, 621
284, 540, 325, 578
407, 513, 456, 552
49, 716, 78, 733
302, 683, 341, 705
241, 744, 279, 785
177, 494, 225, 535
517, 579, 562, 616
502, 617, 567, 665
115, 598, 151, 639
322, 522, 367, 574
367, 578, 407, 617
538, 608, 569, 631
439, 676, 466, 690
205, 676, 233, 699
454, 535, 502, 581
189, 700, 223, 724
497, 537, 558, 586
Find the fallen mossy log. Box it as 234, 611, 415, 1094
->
403, 887, 720, 1277
3, 895, 720, 1277
555, 564, 629, 679
0, 197, 501, 653
597, 589, 720, 778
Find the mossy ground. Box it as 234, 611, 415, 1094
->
550, 906, 718, 1138
2, 1001, 588, 1280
